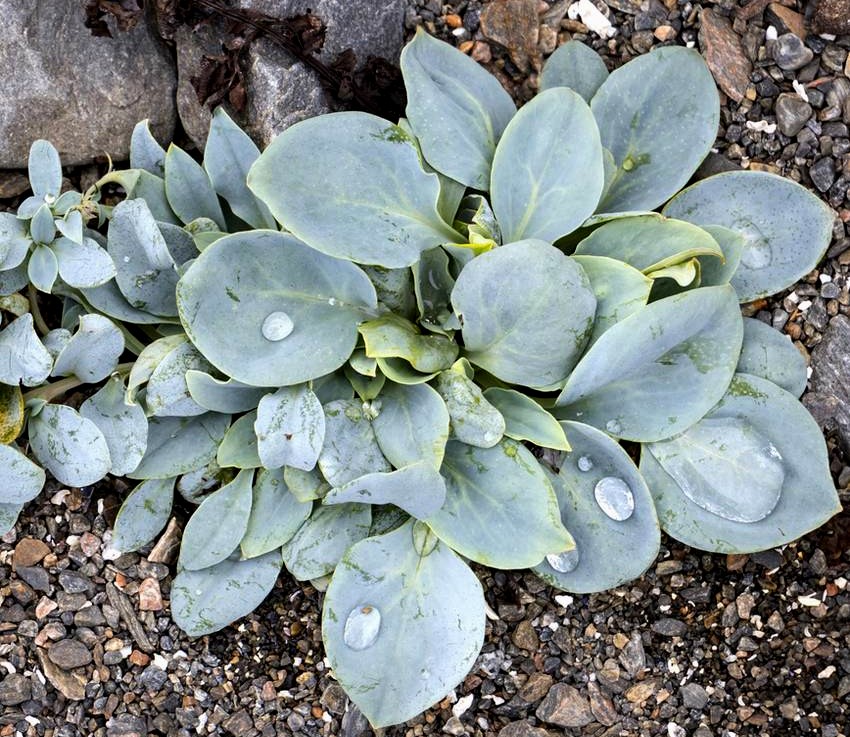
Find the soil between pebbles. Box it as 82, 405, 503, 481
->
2, 1, 850, 736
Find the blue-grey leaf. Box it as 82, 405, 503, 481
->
0, 314, 53, 386
491, 88, 604, 242
400, 29, 516, 189
540, 40, 609, 101
738, 317, 807, 397
52, 314, 124, 383
112, 477, 174, 552
164, 144, 225, 229
28, 244, 58, 293
216, 411, 261, 469
0, 444, 46, 504
533, 421, 659, 593
0, 213, 31, 270
28, 140, 62, 198
319, 399, 391, 487
185, 370, 268, 414
322, 520, 485, 728
130, 119, 167, 176
435, 366, 505, 448
248, 112, 462, 268
146, 340, 212, 417
179, 469, 254, 570
255, 385, 325, 471
241, 468, 312, 558
52, 236, 116, 288
482, 388, 570, 451
29, 205, 56, 245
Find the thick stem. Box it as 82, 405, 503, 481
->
22, 362, 135, 405
27, 284, 50, 336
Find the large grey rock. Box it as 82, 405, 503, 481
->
0, 1, 177, 167
176, 0, 406, 149
804, 314, 850, 454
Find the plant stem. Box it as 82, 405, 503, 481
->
27, 284, 50, 336
22, 362, 135, 405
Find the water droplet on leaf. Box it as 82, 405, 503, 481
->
343, 605, 381, 651
577, 455, 593, 472
546, 547, 580, 573
594, 476, 635, 521
262, 311, 294, 341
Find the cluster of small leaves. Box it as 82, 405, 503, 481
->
0, 31, 842, 729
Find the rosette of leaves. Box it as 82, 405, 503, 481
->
3, 32, 841, 730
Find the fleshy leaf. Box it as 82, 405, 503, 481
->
164, 144, 225, 229
129, 413, 231, 480
0, 213, 31, 270
171, 550, 282, 636
0, 314, 53, 387
111, 477, 174, 552
427, 439, 572, 568
539, 40, 609, 101
642, 373, 841, 552
179, 469, 254, 570
0, 503, 22, 536
29, 404, 111, 487
322, 521, 485, 728
738, 317, 807, 397
79, 375, 148, 476
185, 370, 269, 414
435, 365, 505, 448
591, 46, 719, 212
240, 468, 312, 558
177, 230, 378, 387
452, 240, 596, 388
216, 411, 261, 469
412, 247, 456, 333
0, 383, 25, 444
359, 314, 458, 373
663, 171, 835, 302
204, 107, 276, 229
571, 255, 652, 345
533, 421, 659, 593
52, 314, 124, 383
52, 236, 117, 288
282, 503, 372, 580
371, 381, 450, 469
0, 444, 46, 504
698, 225, 745, 287
255, 385, 325, 471
130, 119, 167, 176
400, 29, 516, 189
284, 466, 329, 503
247, 112, 462, 268
28, 140, 62, 198
482, 388, 570, 451
145, 340, 212, 417
324, 462, 447, 519
556, 285, 743, 441
491, 88, 604, 242
107, 199, 179, 317
28, 244, 58, 293
318, 399, 391, 486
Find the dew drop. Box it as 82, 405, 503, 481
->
343, 605, 381, 651
605, 419, 622, 435
328, 297, 337, 306
576, 455, 593, 472
594, 476, 635, 521
546, 547, 580, 573
261, 311, 294, 341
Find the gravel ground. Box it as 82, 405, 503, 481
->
1, 1, 849, 736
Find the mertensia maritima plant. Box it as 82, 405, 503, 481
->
0, 30, 841, 727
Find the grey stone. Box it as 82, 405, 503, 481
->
810, 158, 836, 193
535, 683, 594, 728
58, 570, 92, 594
173, 24, 219, 149
0, 1, 176, 167
48, 639, 92, 670
619, 633, 646, 677
770, 33, 814, 71
74, 605, 106, 628
138, 665, 168, 692
775, 94, 813, 137
0, 673, 32, 706
15, 565, 51, 593
497, 722, 551, 737
221, 710, 253, 737
107, 715, 146, 737
680, 682, 710, 710
805, 315, 850, 453
651, 618, 687, 637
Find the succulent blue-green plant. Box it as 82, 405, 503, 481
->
0, 32, 841, 729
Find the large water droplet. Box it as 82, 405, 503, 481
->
605, 419, 622, 435
262, 311, 294, 341
546, 547, 580, 573
577, 455, 593, 472
739, 237, 772, 270
594, 476, 635, 521
343, 605, 381, 651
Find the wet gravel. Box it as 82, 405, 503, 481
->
2, 1, 850, 736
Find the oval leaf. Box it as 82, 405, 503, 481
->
241, 468, 312, 558
186, 370, 269, 414
540, 40, 609, 101
0, 444, 46, 504
483, 388, 570, 451
177, 230, 378, 387
248, 112, 461, 268
452, 240, 597, 388
165, 144, 225, 229
146, 340, 212, 417
491, 88, 604, 242
663, 171, 835, 302
533, 421, 660, 593
318, 399, 391, 486
323, 521, 485, 728
52, 314, 124, 383
427, 439, 572, 568
216, 411, 261, 469
255, 385, 325, 471
52, 236, 116, 288
0, 314, 52, 387
591, 46, 719, 212
112, 477, 174, 553
400, 29, 516, 189
556, 285, 743, 441
435, 366, 505, 448
738, 317, 807, 397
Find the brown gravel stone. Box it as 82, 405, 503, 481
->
625, 678, 662, 704
698, 9, 752, 103
48, 638, 93, 669
765, 3, 807, 38
813, 0, 850, 34
588, 681, 619, 726
536, 683, 593, 728
480, 0, 540, 72
138, 577, 163, 611
512, 620, 539, 651
518, 672, 553, 703
13, 537, 50, 567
